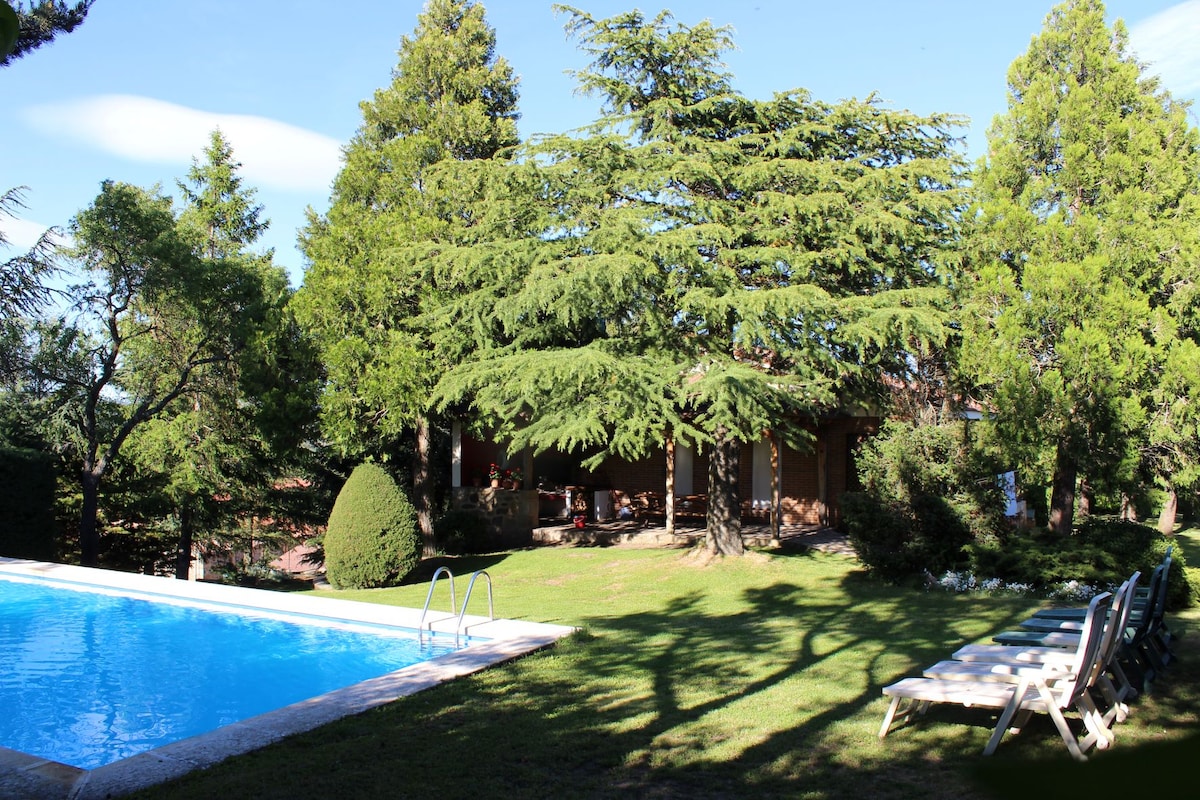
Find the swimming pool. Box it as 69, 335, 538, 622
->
0, 575, 467, 770
0, 558, 575, 800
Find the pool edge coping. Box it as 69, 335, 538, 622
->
0, 558, 576, 800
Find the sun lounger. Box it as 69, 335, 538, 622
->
993, 561, 1168, 694
879, 591, 1114, 761
946, 572, 1139, 727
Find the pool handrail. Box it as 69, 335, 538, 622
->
455, 570, 494, 647
417, 566, 456, 645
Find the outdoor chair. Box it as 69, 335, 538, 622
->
948, 572, 1139, 728
993, 561, 1168, 694
879, 591, 1114, 761
1135, 553, 1175, 671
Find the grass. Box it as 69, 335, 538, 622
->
129, 535, 1200, 800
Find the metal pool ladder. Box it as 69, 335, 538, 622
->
417, 566, 456, 645
455, 569, 493, 647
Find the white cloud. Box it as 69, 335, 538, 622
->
22, 95, 343, 193
0, 217, 60, 251
1129, 1, 1200, 98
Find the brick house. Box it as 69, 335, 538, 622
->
449, 409, 878, 540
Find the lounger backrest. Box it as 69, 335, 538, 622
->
1057, 591, 1113, 707
1092, 571, 1139, 682
1146, 553, 1172, 636
1129, 563, 1165, 640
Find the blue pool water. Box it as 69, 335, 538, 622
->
0, 576, 460, 770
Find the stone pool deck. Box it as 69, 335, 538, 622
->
0, 559, 575, 800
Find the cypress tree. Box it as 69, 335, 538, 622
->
294, 0, 519, 557
962, 0, 1200, 534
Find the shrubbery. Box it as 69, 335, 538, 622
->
0, 445, 57, 560
841, 420, 1194, 608
842, 419, 1007, 581
435, 508, 492, 555
965, 517, 1193, 609
323, 462, 421, 589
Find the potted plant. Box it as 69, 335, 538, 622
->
488, 463, 503, 488
507, 467, 524, 490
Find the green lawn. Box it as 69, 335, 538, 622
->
131, 537, 1200, 800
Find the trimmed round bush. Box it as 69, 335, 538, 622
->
323, 463, 420, 589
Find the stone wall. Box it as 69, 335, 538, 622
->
451, 487, 538, 548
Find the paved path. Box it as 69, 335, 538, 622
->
775, 525, 857, 556
533, 520, 856, 557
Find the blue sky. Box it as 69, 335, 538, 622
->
3, 0, 1199, 288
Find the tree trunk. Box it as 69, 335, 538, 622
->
1158, 487, 1178, 536
414, 415, 436, 558
1078, 477, 1093, 519
705, 427, 743, 556
665, 436, 676, 537
79, 468, 102, 567
1119, 493, 1138, 521
175, 500, 194, 580
1048, 441, 1077, 536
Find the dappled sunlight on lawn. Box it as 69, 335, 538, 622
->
136, 544, 1200, 800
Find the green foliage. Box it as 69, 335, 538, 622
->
323, 463, 420, 589
0, 1, 91, 67
19, 168, 310, 567
1, 186, 58, 382
965, 517, 1192, 609
176, 130, 269, 258
0, 444, 56, 559
125, 132, 319, 577
0, 4, 17, 59
842, 419, 1007, 580
422, 9, 966, 553
961, 0, 1200, 534
294, 0, 519, 457
434, 508, 491, 555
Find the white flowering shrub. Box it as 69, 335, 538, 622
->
1047, 580, 1103, 603
928, 570, 1074, 598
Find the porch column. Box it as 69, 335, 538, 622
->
816, 433, 828, 527
665, 437, 676, 537
771, 433, 781, 541
451, 420, 462, 488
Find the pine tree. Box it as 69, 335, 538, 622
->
177, 130, 269, 259
126, 131, 313, 578
428, 7, 966, 555
962, 0, 1200, 535
1, 186, 58, 383
293, 0, 519, 557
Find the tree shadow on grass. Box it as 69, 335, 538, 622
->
399, 552, 512, 585
128, 563, 1200, 800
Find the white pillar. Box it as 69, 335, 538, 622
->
752, 438, 772, 509
676, 443, 695, 495
451, 420, 462, 488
